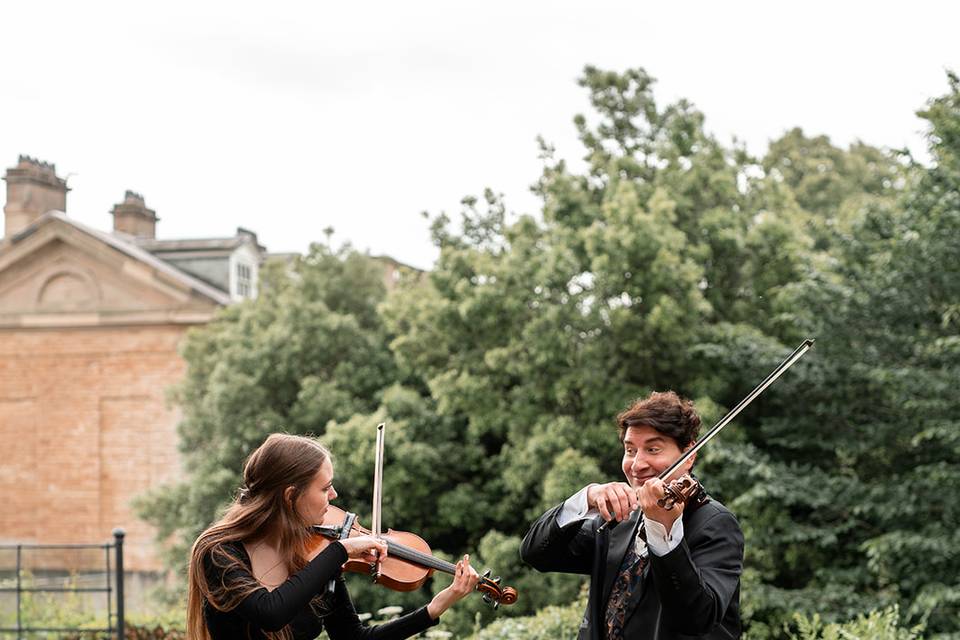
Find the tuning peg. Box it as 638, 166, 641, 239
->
482, 594, 492, 604
493, 576, 501, 584
493, 601, 500, 610
482, 569, 491, 579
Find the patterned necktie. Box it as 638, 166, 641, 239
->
604, 533, 647, 640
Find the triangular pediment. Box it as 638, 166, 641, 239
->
0, 214, 228, 327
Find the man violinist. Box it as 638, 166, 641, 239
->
520, 391, 744, 639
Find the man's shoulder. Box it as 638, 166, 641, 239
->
685, 496, 741, 532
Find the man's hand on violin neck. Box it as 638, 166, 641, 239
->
638, 478, 684, 529
587, 482, 640, 523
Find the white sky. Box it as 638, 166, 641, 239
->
2, 1, 957, 269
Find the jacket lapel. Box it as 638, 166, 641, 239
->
620, 498, 711, 630
600, 508, 642, 607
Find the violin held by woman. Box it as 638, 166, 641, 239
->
187, 433, 482, 640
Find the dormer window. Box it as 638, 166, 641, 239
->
236, 262, 252, 298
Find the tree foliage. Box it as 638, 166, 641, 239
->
136, 245, 400, 568
141, 68, 960, 639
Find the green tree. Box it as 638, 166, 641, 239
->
136, 244, 399, 570
731, 73, 960, 637
137, 65, 960, 640
383, 66, 958, 637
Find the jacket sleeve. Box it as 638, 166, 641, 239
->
323, 577, 439, 640
206, 541, 349, 632
647, 509, 744, 635
520, 502, 599, 575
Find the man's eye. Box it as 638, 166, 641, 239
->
647, 448, 661, 454
624, 449, 636, 456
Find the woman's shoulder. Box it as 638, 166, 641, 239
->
204, 540, 251, 572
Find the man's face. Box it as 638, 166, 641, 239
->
621, 425, 695, 489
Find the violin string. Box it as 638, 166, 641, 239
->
383, 541, 498, 591
386, 540, 457, 573
314, 521, 498, 589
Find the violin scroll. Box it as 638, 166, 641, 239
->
657, 474, 702, 511
478, 569, 518, 609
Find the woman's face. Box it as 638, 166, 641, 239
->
293, 458, 337, 525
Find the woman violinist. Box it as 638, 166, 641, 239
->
187, 433, 480, 640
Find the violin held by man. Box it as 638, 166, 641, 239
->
520, 340, 812, 640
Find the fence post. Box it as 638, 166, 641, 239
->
16, 544, 22, 637
113, 528, 125, 640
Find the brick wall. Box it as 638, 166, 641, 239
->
0, 324, 191, 572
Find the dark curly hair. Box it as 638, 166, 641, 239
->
616, 391, 701, 450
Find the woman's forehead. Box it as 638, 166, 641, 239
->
315, 458, 334, 482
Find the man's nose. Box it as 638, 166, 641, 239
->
630, 454, 651, 474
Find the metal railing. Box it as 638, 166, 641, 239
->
0, 528, 124, 639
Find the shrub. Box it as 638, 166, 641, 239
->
786, 606, 924, 640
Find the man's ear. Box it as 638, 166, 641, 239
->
682, 442, 697, 469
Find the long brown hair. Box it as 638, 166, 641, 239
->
186, 433, 332, 640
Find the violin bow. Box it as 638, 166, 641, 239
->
363, 421, 518, 607
600, 338, 815, 531
660, 338, 814, 480
370, 422, 386, 581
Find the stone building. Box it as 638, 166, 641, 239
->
0, 156, 265, 577
0, 155, 422, 603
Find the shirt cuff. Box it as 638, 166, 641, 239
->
556, 485, 600, 527
643, 514, 684, 556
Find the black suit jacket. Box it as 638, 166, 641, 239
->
520, 494, 743, 640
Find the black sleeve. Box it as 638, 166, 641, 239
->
647, 510, 744, 636
323, 578, 438, 640
520, 502, 598, 575
205, 541, 349, 632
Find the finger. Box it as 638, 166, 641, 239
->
457, 556, 472, 585
638, 483, 655, 510
612, 486, 631, 520
465, 562, 480, 582
628, 485, 641, 512
651, 478, 665, 494
608, 487, 627, 521
596, 494, 613, 522
602, 488, 618, 520
644, 480, 666, 510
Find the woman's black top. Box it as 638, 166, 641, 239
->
203, 540, 439, 640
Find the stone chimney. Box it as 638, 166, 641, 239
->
111, 190, 158, 239
3, 155, 70, 238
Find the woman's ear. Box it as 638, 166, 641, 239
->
284, 485, 297, 507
